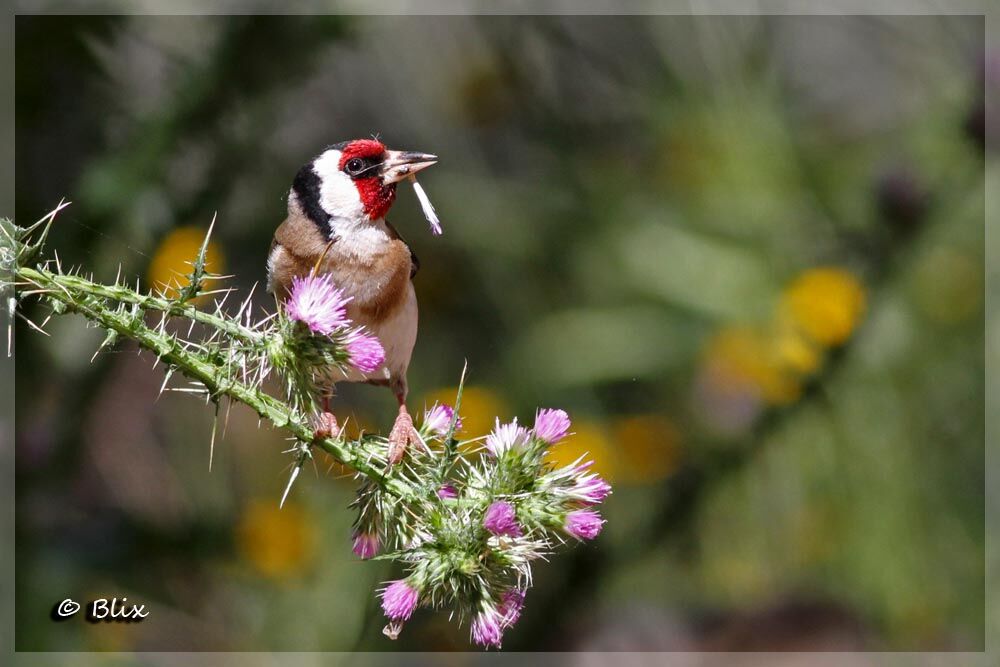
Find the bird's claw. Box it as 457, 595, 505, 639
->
313, 412, 339, 441
387, 408, 421, 465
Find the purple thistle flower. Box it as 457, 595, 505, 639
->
533, 408, 571, 444
484, 418, 528, 457
285, 274, 350, 335
573, 474, 612, 505
345, 332, 385, 373
437, 484, 458, 500
351, 531, 379, 559
483, 501, 522, 537
381, 580, 419, 621
498, 588, 526, 628
471, 605, 504, 648
424, 403, 461, 436
564, 509, 605, 541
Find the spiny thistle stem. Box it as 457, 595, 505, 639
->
5, 212, 412, 500
432, 360, 468, 486
17, 266, 264, 345
176, 212, 217, 304
27, 264, 410, 497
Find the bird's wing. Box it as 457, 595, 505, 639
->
268, 215, 332, 297
384, 219, 420, 279
273, 215, 331, 259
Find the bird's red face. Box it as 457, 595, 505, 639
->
337, 139, 397, 221
294, 139, 437, 235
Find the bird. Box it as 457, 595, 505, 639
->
266, 138, 438, 463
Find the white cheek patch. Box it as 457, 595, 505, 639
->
314, 149, 366, 224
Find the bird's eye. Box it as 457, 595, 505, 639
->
346, 158, 364, 174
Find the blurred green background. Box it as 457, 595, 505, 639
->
13, 14, 987, 651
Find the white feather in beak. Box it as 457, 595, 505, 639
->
408, 175, 442, 236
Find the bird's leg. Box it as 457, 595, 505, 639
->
313, 394, 339, 441
387, 392, 421, 465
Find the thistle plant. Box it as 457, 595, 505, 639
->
2, 206, 611, 649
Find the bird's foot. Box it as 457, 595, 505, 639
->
387, 406, 422, 465
313, 412, 339, 441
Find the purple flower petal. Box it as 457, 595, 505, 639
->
484, 418, 527, 457
424, 403, 461, 436
483, 501, 522, 537
471, 605, 504, 648
437, 484, 458, 500
533, 408, 571, 444
285, 274, 350, 335
574, 474, 612, 505
498, 588, 525, 628
352, 531, 379, 559
346, 332, 385, 373
564, 509, 604, 541
381, 580, 419, 621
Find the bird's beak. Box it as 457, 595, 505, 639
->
381, 150, 438, 184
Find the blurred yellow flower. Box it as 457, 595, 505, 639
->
772, 319, 822, 376
147, 226, 224, 300
781, 267, 866, 347
237, 500, 315, 579
704, 326, 802, 406
694, 267, 859, 428
546, 420, 616, 481
421, 386, 509, 439
612, 414, 681, 484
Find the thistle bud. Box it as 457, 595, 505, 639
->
471, 604, 505, 648
532, 408, 571, 444
483, 501, 523, 537
564, 509, 605, 541
485, 418, 528, 457
351, 531, 380, 560
381, 579, 420, 621
285, 274, 350, 335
